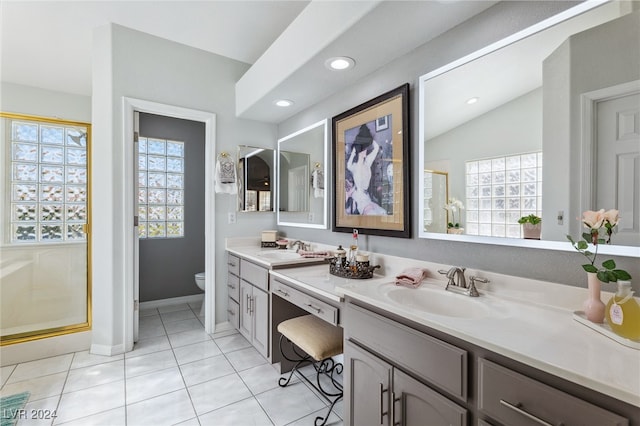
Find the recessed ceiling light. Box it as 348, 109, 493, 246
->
325, 56, 355, 71
466, 97, 479, 105
274, 99, 293, 107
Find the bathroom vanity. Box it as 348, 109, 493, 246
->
226, 240, 639, 425
226, 239, 328, 360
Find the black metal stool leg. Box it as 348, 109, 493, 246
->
277, 333, 344, 426
278, 334, 312, 387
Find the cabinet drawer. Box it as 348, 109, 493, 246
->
227, 253, 240, 276
241, 259, 269, 291
227, 272, 240, 302
272, 280, 338, 326
227, 297, 239, 330
478, 359, 628, 426
346, 303, 467, 401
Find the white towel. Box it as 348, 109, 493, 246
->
312, 169, 324, 198
214, 157, 238, 194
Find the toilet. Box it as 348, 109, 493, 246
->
194, 272, 205, 317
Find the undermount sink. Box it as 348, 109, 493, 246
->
257, 250, 302, 261
380, 284, 503, 319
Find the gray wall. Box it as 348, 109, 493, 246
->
92, 23, 277, 350
276, 1, 639, 291
138, 113, 205, 302
544, 10, 640, 241
426, 88, 542, 230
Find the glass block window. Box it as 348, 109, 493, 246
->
465, 152, 542, 238
138, 137, 184, 238
7, 118, 89, 243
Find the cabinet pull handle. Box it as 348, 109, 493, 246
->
379, 383, 389, 424
227, 309, 235, 316
246, 294, 250, 314
250, 296, 254, 315
227, 283, 235, 289
305, 303, 322, 314
228, 262, 236, 267
276, 288, 289, 297
499, 399, 555, 426
391, 392, 401, 426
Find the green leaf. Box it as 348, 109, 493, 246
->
583, 250, 593, 256
597, 238, 606, 245
597, 271, 609, 282
582, 232, 592, 242
606, 271, 618, 282
602, 259, 616, 270
613, 270, 632, 280
577, 241, 588, 250
566, 235, 575, 244
583, 264, 598, 273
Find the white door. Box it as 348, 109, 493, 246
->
287, 164, 309, 211
596, 92, 640, 246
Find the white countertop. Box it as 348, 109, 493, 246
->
225, 237, 329, 269
226, 238, 640, 407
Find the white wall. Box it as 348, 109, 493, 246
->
276, 1, 639, 289
1, 82, 91, 122
91, 24, 277, 354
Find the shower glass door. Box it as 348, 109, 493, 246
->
1, 113, 91, 344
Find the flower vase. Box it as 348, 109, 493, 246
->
584, 272, 606, 323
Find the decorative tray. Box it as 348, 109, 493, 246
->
572, 311, 640, 350
261, 241, 278, 248
327, 257, 380, 279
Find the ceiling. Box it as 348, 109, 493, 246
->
1, 0, 499, 123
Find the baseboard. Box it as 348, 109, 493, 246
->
0, 331, 91, 366
214, 321, 236, 334
139, 294, 204, 310
90, 342, 125, 356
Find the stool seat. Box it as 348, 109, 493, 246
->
277, 315, 343, 361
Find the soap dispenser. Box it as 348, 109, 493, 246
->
605, 280, 640, 341
335, 245, 346, 267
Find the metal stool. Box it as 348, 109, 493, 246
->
277, 315, 344, 426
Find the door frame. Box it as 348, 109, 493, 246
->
123, 97, 216, 350
580, 79, 640, 213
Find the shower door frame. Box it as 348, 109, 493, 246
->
0, 112, 92, 345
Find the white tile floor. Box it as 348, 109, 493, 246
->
1, 302, 343, 426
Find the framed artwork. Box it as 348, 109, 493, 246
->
332, 83, 411, 238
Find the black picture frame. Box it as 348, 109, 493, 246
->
332, 83, 411, 238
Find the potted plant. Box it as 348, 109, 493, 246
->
444, 198, 464, 234
518, 214, 541, 239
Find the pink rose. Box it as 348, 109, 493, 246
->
582, 209, 605, 229
603, 209, 619, 226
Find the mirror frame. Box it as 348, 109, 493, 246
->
276, 119, 328, 229
237, 145, 276, 213
417, 1, 639, 258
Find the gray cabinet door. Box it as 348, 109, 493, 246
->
239, 280, 252, 341
252, 287, 269, 358
345, 340, 392, 426
393, 368, 467, 426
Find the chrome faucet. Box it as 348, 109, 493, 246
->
437, 267, 488, 297
289, 240, 310, 252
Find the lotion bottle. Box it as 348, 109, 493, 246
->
605, 280, 640, 341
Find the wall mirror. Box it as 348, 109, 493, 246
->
277, 119, 328, 229
237, 145, 275, 212
418, 1, 639, 257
